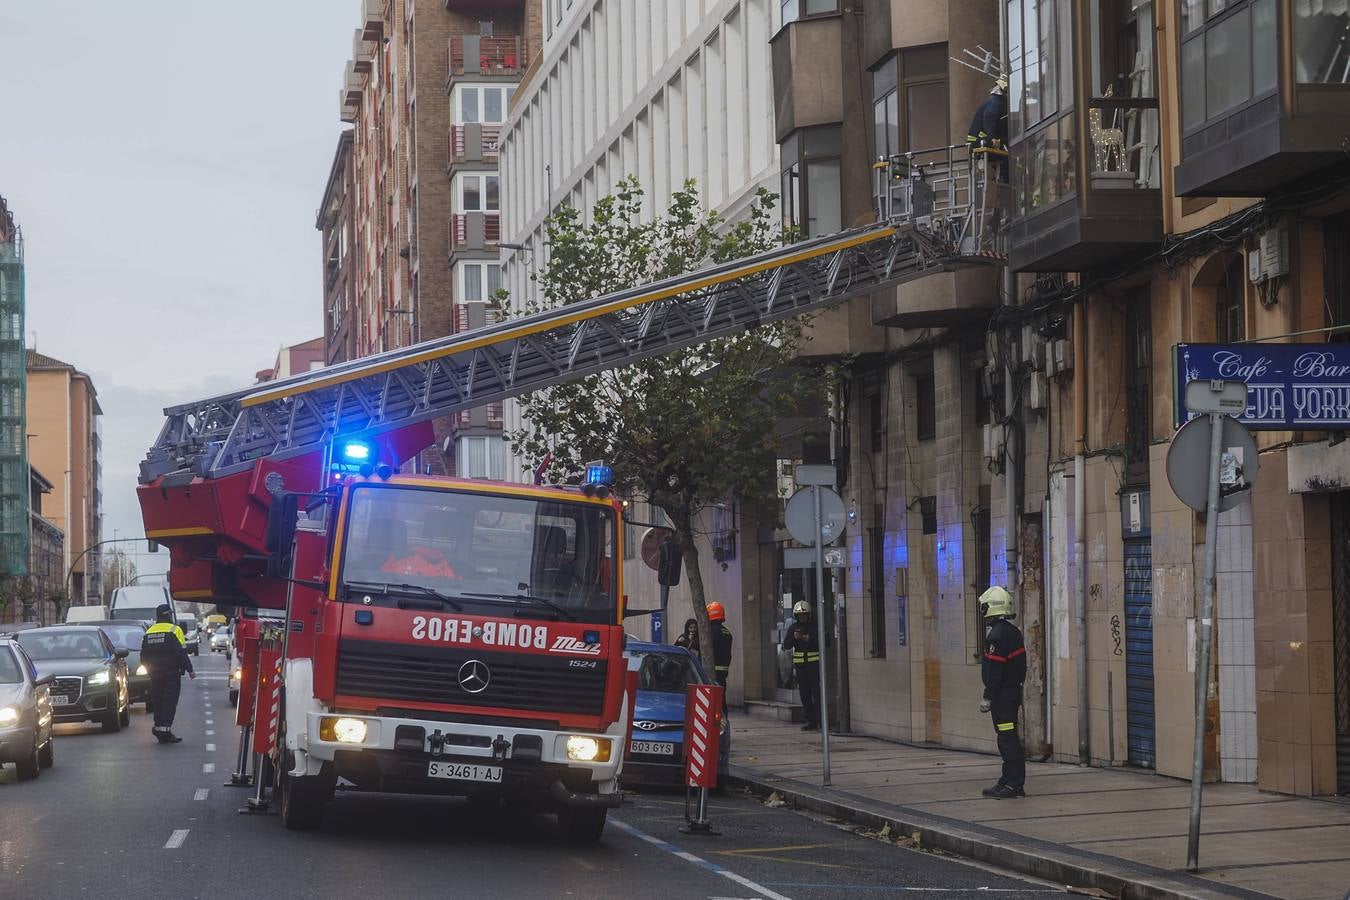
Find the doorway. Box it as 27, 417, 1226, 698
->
1124, 538, 1156, 768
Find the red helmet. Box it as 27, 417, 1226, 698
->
706, 601, 726, 622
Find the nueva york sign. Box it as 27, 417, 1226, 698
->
1174, 343, 1350, 430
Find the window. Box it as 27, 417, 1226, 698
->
1297, 2, 1350, 83
869, 525, 887, 658
915, 371, 936, 441
1124, 290, 1152, 478
919, 496, 938, 535
457, 174, 500, 212
872, 45, 949, 164
1216, 257, 1245, 343
457, 435, 505, 480
780, 126, 842, 238
1179, 0, 1277, 132
1324, 213, 1350, 342
1088, 1, 1160, 187
781, 0, 838, 26
455, 85, 515, 124
460, 262, 503, 301
1007, 0, 1076, 215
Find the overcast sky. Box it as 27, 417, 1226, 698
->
0, 1, 358, 574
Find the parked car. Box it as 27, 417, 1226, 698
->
78, 622, 151, 708
621, 642, 730, 788
0, 637, 55, 780
178, 613, 200, 656
14, 627, 131, 733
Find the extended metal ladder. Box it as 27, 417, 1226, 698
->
142, 148, 1004, 483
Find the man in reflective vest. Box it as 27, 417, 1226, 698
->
140, 604, 196, 744
782, 600, 823, 732
979, 586, 1026, 798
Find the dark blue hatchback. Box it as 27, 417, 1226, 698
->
622, 641, 730, 788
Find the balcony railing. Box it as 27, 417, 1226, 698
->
447, 35, 527, 78
872, 143, 1007, 258
450, 212, 501, 254
449, 124, 502, 165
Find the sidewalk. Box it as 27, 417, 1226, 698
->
726, 715, 1350, 900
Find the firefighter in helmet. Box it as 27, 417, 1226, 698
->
782, 600, 823, 731
706, 601, 734, 713
979, 586, 1026, 798
139, 604, 196, 744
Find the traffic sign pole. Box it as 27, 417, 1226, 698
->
813, 484, 832, 787
1186, 411, 1225, 871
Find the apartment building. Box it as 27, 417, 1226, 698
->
26, 350, 102, 605
0, 196, 27, 583
255, 337, 325, 383
328, 0, 535, 475
28, 466, 64, 624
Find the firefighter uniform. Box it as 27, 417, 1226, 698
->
782, 602, 822, 731
979, 587, 1026, 798
140, 606, 195, 743
706, 602, 734, 715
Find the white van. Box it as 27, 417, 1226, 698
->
110, 584, 177, 625
65, 605, 111, 623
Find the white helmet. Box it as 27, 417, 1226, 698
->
792, 600, 811, 616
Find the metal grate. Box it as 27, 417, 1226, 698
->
52, 676, 82, 701
1329, 495, 1350, 793
1124, 539, 1156, 768
335, 639, 607, 717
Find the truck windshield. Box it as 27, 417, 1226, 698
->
339, 485, 618, 624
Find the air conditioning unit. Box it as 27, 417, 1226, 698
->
1249, 226, 1289, 282
1028, 371, 1049, 410
1051, 338, 1073, 375
982, 424, 1004, 465
1021, 325, 1045, 368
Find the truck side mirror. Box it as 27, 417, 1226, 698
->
657, 539, 682, 587
264, 492, 300, 577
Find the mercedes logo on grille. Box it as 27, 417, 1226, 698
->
633, 721, 660, 731
457, 659, 491, 694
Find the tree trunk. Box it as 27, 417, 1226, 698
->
670, 507, 716, 675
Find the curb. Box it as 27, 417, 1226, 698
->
726, 765, 1276, 900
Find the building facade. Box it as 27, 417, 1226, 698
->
26, 350, 102, 605
255, 337, 326, 384
328, 0, 534, 475
0, 196, 28, 582
28, 466, 64, 625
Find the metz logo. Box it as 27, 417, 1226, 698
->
550, 636, 602, 656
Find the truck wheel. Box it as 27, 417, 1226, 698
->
279, 753, 331, 831
101, 705, 122, 733
559, 807, 607, 842
38, 737, 54, 769
15, 742, 40, 781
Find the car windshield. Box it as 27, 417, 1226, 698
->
100, 626, 145, 650
16, 630, 106, 661
339, 485, 618, 624
637, 652, 704, 692
0, 648, 22, 683
180, 617, 197, 631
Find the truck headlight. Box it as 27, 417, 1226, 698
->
230, 667, 242, 682
320, 716, 368, 744
136, 664, 149, 676
87, 671, 110, 685
564, 735, 611, 763
0, 706, 18, 725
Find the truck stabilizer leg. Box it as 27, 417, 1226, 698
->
226, 725, 253, 787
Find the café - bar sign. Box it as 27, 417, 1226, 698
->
1174, 343, 1350, 430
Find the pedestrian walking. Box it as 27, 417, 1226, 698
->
978, 586, 1026, 798
706, 602, 734, 715
782, 600, 822, 731
674, 617, 700, 653
139, 604, 196, 744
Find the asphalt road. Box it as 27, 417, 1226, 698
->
0, 652, 1060, 899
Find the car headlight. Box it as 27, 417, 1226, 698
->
0, 706, 18, 725
135, 664, 149, 676
87, 670, 110, 685
230, 667, 242, 682
564, 735, 612, 763
319, 716, 368, 744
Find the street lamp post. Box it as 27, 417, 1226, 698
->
62, 537, 158, 611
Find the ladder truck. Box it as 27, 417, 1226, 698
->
137, 144, 1002, 838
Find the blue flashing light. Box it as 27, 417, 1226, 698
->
583, 464, 614, 487
341, 440, 373, 462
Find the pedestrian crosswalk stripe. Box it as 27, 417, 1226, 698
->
205, 743, 216, 752
164, 829, 189, 849
193, 789, 209, 801
202, 763, 215, 774
205, 730, 214, 736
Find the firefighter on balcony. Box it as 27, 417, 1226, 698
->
979, 586, 1027, 798
966, 76, 1009, 181
783, 600, 823, 732
705, 601, 734, 714
140, 604, 196, 744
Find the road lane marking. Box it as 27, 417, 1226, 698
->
164, 830, 189, 849
205, 719, 214, 725
203, 763, 215, 774
609, 819, 793, 900
206, 743, 216, 752
205, 730, 215, 736
194, 789, 210, 801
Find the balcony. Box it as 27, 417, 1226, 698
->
352, 29, 373, 74
447, 35, 527, 80
361, 0, 384, 42
770, 13, 844, 141
339, 62, 363, 124
450, 212, 500, 255
1004, 0, 1162, 272
1174, 0, 1350, 196
449, 124, 502, 166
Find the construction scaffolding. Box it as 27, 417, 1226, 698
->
0, 198, 29, 578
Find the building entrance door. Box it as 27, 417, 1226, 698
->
1329, 495, 1350, 794
1124, 538, 1156, 768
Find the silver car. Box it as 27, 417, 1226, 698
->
0, 638, 55, 780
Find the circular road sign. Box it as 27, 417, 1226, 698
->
784, 486, 847, 547
1165, 415, 1260, 514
